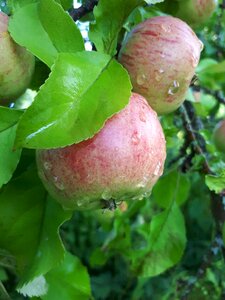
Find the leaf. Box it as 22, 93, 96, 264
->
7, 0, 38, 12
0, 169, 72, 293
0, 107, 23, 132
199, 60, 225, 75
9, 3, 58, 67
18, 276, 48, 298
89, 0, 142, 56
153, 170, 191, 208
131, 203, 186, 277
205, 173, 225, 194
15, 52, 132, 149
39, 0, 84, 53
0, 125, 21, 188
42, 253, 91, 300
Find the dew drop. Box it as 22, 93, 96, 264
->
53, 176, 65, 190
44, 161, 52, 171
137, 73, 146, 85
153, 162, 162, 176
154, 69, 164, 81
101, 189, 112, 200
191, 54, 199, 67
168, 80, 180, 95
139, 110, 146, 122
199, 40, 204, 51
131, 131, 141, 145
161, 24, 171, 33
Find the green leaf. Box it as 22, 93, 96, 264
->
0, 169, 72, 293
205, 173, 225, 194
56, 0, 73, 10
39, 0, 84, 53
15, 52, 132, 149
199, 60, 225, 75
0, 107, 23, 132
42, 253, 91, 300
89, 0, 142, 56
7, 0, 38, 12
131, 203, 186, 277
153, 170, 191, 208
0, 125, 21, 188
9, 3, 58, 67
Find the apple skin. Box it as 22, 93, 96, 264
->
213, 120, 225, 153
175, 0, 217, 28
36, 93, 166, 210
118, 16, 203, 115
0, 12, 35, 105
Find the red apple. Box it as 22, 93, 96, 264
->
118, 16, 203, 115
0, 12, 35, 105
36, 93, 166, 210
175, 0, 217, 28
213, 120, 225, 153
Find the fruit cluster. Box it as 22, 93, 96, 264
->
1, 3, 222, 211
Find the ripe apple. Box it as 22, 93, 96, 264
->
175, 0, 217, 28
36, 93, 166, 210
213, 120, 225, 153
118, 16, 203, 115
0, 12, 35, 105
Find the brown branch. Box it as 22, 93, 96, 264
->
178, 100, 225, 299
193, 85, 225, 106
69, 0, 98, 21
180, 101, 213, 175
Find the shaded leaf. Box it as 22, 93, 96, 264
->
0, 125, 21, 188
42, 253, 91, 300
89, 0, 142, 56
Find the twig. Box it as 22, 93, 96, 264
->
69, 0, 98, 21
178, 100, 225, 299
193, 85, 225, 106
178, 235, 224, 300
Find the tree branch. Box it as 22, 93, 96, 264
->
193, 85, 225, 106
178, 100, 225, 299
69, 0, 98, 21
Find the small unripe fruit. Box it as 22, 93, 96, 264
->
36, 93, 166, 210
175, 0, 217, 28
213, 120, 225, 153
0, 12, 35, 105
118, 16, 203, 115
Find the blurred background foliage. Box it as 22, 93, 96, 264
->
0, 0, 225, 299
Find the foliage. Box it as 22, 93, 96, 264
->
0, 0, 225, 299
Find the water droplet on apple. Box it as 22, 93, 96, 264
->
53, 176, 65, 190
139, 110, 146, 122
199, 40, 204, 51
44, 162, 52, 170
137, 73, 146, 85
153, 162, 162, 176
101, 189, 112, 200
168, 80, 180, 95
161, 24, 171, 33
191, 54, 199, 67
154, 69, 164, 81
131, 131, 141, 145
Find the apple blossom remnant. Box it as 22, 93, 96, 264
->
37, 93, 166, 210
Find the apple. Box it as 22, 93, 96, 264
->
0, 12, 35, 105
36, 93, 166, 210
118, 16, 203, 115
175, 0, 217, 28
213, 120, 225, 153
